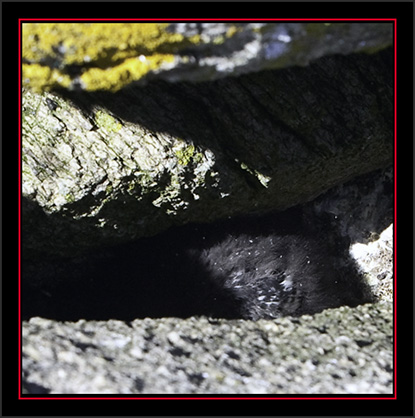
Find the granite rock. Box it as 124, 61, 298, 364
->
22, 46, 393, 259
22, 302, 393, 395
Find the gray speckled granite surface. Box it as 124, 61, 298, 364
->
22, 302, 393, 395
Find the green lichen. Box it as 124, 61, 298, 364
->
95, 110, 122, 133
65, 193, 75, 203
240, 161, 272, 188
105, 184, 114, 195
127, 181, 136, 193
175, 144, 195, 166
175, 144, 203, 166
193, 152, 204, 164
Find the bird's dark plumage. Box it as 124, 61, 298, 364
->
197, 232, 372, 320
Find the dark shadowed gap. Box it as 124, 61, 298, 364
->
21, 204, 376, 322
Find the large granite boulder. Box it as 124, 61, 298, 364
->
22, 44, 393, 259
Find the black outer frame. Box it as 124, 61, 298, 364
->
1, 1, 413, 416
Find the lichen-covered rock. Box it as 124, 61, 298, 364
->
20, 23, 394, 397
21, 93, 226, 259
22, 303, 393, 395
22, 22, 393, 92
21, 47, 393, 259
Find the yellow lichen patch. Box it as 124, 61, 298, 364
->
22, 23, 183, 64
21, 22, 202, 92
226, 25, 240, 38
175, 144, 196, 166
22, 64, 72, 90
80, 53, 175, 92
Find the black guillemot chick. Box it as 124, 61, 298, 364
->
197, 233, 373, 320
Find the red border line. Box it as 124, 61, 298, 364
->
393, 18, 398, 398
19, 18, 397, 401
18, 18, 397, 22
18, 19, 23, 402
19, 396, 396, 401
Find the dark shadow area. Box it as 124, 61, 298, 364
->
21, 203, 378, 322
21, 226, 243, 321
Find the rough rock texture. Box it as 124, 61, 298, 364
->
350, 224, 393, 303
21, 23, 394, 396
22, 22, 393, 92
21, 166, 393, 312
22, 46, 393, 259
22, 303, 393, 395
